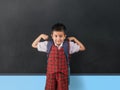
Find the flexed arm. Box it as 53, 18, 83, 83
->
68, 37, 86, 51
32, 34, 49, 48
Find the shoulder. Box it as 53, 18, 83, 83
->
69, 41, 77, 46
69, 41, 80, 54
47, 40, 53, 46
37, 41, 48, 52
37, 41, 48, 48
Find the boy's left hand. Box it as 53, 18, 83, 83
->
68, 37, 75, 41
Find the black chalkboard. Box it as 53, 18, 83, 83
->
0, 0, 120, 74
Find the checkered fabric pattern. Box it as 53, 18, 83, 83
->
45, 72, 68, 90
47, 44, 68, 75
45, 44, 69, 90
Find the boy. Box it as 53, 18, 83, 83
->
32, 23, 86, 90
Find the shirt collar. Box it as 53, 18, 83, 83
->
54, 42, 63, 49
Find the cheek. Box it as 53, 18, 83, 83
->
60, 37, 65, 41
52, 37, 57, 41
62, 36, 66, 39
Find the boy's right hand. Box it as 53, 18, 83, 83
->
40, 34, 49, 40
32, 34, 49, 48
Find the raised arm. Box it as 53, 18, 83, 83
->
68, 37, 86, 51
32, 34, 48, 48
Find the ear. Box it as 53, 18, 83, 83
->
64, 34, 67, 39
51, 34, 53, 38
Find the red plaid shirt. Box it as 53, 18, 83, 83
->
47, 44, 68, 75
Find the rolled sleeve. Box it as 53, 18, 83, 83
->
69, 41, 80, 54
37, 41, 48, 53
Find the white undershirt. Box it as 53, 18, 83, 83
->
37, 41, 80, 54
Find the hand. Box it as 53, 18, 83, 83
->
68, 37, 75, 41
40, 34, 49, 40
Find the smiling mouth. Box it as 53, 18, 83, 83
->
56, 42, 61, 45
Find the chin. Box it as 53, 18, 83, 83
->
57, 43, 61, 45
56, 43, 62, 45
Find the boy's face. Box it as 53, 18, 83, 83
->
51, 30, 66, 46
